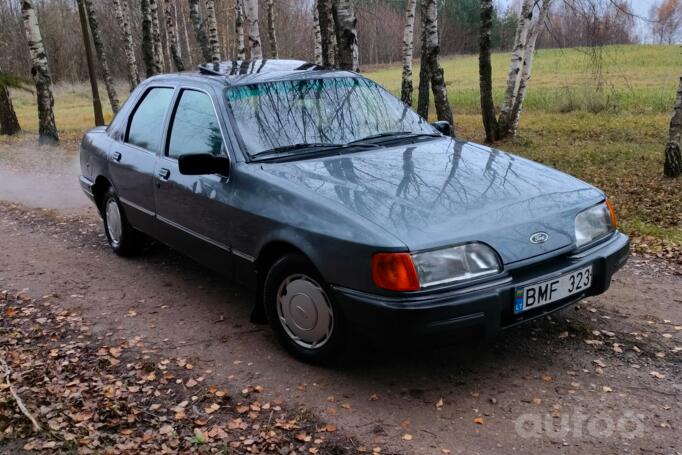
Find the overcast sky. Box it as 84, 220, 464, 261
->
495, 0, 661, 41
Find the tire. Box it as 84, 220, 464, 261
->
101, 187, 143, 257
264, 253, 347, 364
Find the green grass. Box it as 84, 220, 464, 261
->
367, 44, 682, 114
2, 44, 681, 248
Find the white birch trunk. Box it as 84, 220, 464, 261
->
83, 0, 120, 113
179, 2, 193, 66
164, 0, 184, 71
21, 0, 58, 144
113, 0, 140, 90
141, 0, 156, 76
509, 0, 551, 135
244, 0, 262, 59
332, 0, 358, 71
313, 3, 323, 65
266, 0, 278, 59
498, 0, 533, 133
235, 0, 246, 60
0, 64, 21, 135
205, 0, 220, 63
150, 0, 165, 73
423, 0, 453, 127
316, 0, 336, 66
400, 0, 417, 106
189, 0, 211, 62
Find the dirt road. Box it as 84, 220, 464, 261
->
0, 143, 680, 454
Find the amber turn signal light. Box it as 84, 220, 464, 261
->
606, 198, 618, 229
371, 252, 420, 292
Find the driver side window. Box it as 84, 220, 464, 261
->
167, 90, 223, 159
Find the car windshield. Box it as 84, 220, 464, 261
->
225, 77, 436, 159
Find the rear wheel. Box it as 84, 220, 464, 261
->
101, 187, 143, 256
264, 253, 347, 364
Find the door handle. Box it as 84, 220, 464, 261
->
158, 168, 171, 181
112, 151, 122, 162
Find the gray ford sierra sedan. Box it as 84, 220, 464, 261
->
79, 60, 629, 363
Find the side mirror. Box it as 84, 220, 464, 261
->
178, 154, 230, 176
431, 121, 453, 136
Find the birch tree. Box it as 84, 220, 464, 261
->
179, 3, 193, 66
235, 0, 246, 60
497, 0, 533, 136
150, 0, 165, 73
21, 0, 58, 144
266, 0, 278, 58
478, 0, 498, 142
141, 0, 156, 76
83, 0, 119, 113
332, 0, 359, 72
664, 76, 682, 177
508, 0, 551, 135
422, 0, 453, 128
417, 6, 431, 119
113, 0, 140, 90
244, 0, 263, 59
313, 4, 323, 65
189, 0, 211, 62
164, 0, 184, 71
205, 0, 220, 63
0, 70, 22, 136
316, 0, 336, 67
479, 0, 551, 141
400, 0, 417, 106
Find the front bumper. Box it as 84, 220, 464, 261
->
333, 232, 629, 339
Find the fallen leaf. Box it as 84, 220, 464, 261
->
205, 403, 220, 414
473, 416, 484, 425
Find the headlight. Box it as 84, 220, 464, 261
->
575, 201, 615, 248
412, 243, 501, 288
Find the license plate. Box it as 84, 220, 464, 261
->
514, 265, 592, 314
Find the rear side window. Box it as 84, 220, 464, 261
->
167, 90, 223, 158
126, 87, 174, 153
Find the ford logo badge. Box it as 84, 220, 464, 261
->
529, 232, 549, 244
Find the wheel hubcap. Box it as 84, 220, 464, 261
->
105, 198, 123, 247
276, 274, 334, 349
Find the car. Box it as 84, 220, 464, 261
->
79, 59, 629, 363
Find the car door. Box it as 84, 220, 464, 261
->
153, 87, 234, 276
109, 86, 175, 234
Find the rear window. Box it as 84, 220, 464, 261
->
126, 87, 174, 153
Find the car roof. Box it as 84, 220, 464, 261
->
146, 59, 360, 88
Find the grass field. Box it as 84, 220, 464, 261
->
2, 44, 681, 250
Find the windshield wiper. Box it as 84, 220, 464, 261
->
347, 131, 441, 146
250, 143, 344, 160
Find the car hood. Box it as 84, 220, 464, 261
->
259, 137, 604, 264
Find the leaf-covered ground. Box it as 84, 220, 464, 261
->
0, 290, 357, 454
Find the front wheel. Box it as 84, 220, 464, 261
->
264, 253, 347, 364
101, 188, 143, 256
